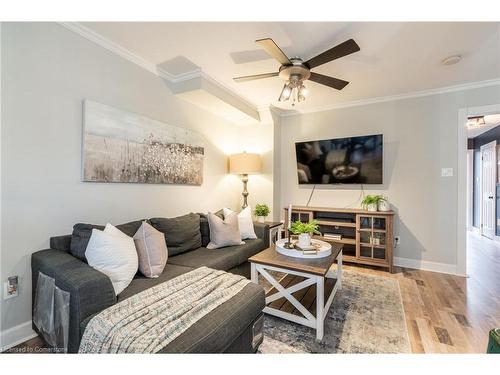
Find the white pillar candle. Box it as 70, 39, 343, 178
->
288, 204, 292, 228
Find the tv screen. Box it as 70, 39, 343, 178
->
295, 134, 383, 184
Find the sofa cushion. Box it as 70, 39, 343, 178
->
225, 239, 266, 265
70, 221, 143, 262
70, 223, 104, 261
160, 283, 265, 353
168, 247, 240, 271
149, 213, 201, 256
81, 271, 265, 353
117, 263, 194, 302
199, 214, 210, 247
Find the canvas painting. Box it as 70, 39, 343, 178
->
83, 100, 204, 185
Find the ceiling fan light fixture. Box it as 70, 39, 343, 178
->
278, 83, 293, 102
233, 37, 360, 105
300, 84, 308, 97
297, 84, 308, 102
467, 116, 486, 128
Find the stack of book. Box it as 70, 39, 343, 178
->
324, 233, 342, 240
294, 244, 319, 255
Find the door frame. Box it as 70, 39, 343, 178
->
466, 149, 474, 230
457, 103, 500, 277
479, 140, 497, 239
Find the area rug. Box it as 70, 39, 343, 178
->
259, 270, 411, 353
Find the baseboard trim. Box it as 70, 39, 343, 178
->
0, 321, 37, 352
394, 257, 459, 276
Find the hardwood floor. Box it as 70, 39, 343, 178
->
342, 231, 500, 353
6, 231, 499, 353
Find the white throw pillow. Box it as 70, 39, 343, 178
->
223, 206, 257, 240
85, 224, 138, 296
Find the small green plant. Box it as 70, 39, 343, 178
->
290, 219, 321, 235
361, 195, 386, 208
254, 204, 270, 217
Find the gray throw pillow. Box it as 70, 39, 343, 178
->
133, 221, 168, 278
206, 212, 244, 249
149, 213, 201, 256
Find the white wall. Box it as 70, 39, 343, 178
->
0, 22, 273, 340
278, 85, 500, 270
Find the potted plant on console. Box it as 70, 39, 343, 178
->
290, 219, 321, 248
361, 195, 388, 212
254, 204, 270, 223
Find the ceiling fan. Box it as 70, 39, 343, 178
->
233, 38, 360, 104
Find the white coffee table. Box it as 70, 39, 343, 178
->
249, 243, 343, 340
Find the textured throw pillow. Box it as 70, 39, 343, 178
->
85, 224, 138, 296
149, 213, 201, 256
206, 212, 244, 249
133, 221, 168, 278
223, 206, 257, 240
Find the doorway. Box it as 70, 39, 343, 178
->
460, 106, 500, 276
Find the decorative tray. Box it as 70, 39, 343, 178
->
275, 238, 332, 259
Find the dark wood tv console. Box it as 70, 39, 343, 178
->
284, 206, 395, 273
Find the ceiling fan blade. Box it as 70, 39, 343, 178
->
309, 72, 349, 90
233, 72, 279, 82
255, 38, 291, 65
305, 39, 360, 69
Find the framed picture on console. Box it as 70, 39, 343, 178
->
82, 100, 204, 185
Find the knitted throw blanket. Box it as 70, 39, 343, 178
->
79, 266, 251, 353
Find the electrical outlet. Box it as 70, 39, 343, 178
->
4, 276, 19, 300
394, 236, 401, 246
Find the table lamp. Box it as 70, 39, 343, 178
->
229, 152, 262, 209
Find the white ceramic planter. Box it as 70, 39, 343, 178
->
366, 203, 378, 212
378, 200, 390, 212
298, 233, 312, 247
257, 216, 266, 223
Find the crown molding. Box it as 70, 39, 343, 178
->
279, 78, 500, 117
59, 22, 159, 75
199, 72, 259, 114
156, 65, 203, 83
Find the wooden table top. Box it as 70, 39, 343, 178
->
249, 243, 343, 276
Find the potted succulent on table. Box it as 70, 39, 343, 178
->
254, 204, 270, 223
361, 195, 388, 212
290, 219, 321, 247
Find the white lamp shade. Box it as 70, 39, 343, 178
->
229, 153, 262, 175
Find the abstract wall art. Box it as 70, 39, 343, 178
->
82, 100, 204, 185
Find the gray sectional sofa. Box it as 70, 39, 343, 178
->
31, 212, 269, 353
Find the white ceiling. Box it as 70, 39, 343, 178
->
82, 22, 500, 111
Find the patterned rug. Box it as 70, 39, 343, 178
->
259, 270, 411, 353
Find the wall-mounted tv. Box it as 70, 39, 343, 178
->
295, 134, 383, 184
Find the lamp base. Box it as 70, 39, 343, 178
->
241, 174, 249, 209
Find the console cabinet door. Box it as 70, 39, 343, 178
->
356, 215, 388, 263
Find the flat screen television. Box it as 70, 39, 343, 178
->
295, 134, 383, 184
